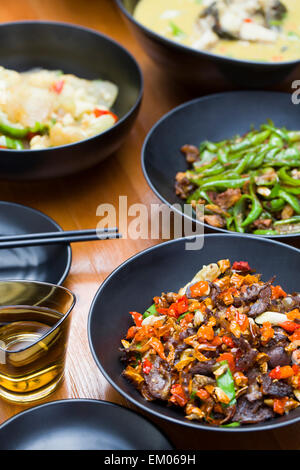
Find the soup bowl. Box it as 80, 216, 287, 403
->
116, 0, 300, 89
0, 21, 143, 180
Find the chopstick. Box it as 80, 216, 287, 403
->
0, 228, 122, 249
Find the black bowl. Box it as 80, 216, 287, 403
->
88, 234, 300, 432
0, 21, 143, 180
142, 90, 300, 242
116, 0, 300, 88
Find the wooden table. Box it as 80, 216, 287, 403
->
0, 0, 299, 450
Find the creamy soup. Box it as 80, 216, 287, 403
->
134, 0, 300, 62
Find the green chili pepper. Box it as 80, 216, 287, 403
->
0, 122, 28, 139
278, 166, 300, 187
241, 183, 262, 227
187, 188, 212, 204
277, 189, 300, 214
253, 229, 278, 235
274, 216, 300, 226
0, 135, 24, 150
200, 177, 250, 191
287, 131, 300, 142
269, 198, 285, 212
221, 422, 241, 428
282, 186, 300, 195
143, 304, 158, 319
216, 361, 236, 406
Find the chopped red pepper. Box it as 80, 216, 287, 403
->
271, 285, 287, 299
222, 335, 235, 348
130, 312, 143, 327
142, 358, 153, 375
197, 324, 215, 341
190, 281, 209, 298
273, 397, 288, 415
126, 326, 137, 339
289, 329, 300, 344
244, 18, 253, 23
149, 337, 166, 360
260, 321, 274, 344
180, 313, 194, 329
232, 261, 251, 272
170, 384, 188, 407
51, 79, 65, 94
235, 311, 249, 331
196, 388, 210, 400
93, 108, 118, 121
168, 296, 189, 318
278, 321, 300, 333
217, 352, 235, 373
269, 365, 294, 380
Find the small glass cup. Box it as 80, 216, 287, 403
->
0, 280, 75, 404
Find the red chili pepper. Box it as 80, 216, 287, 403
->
289, 329, 300, 343
126, 326, 137, 339
235, 311, 249, 331
142, 358, 153, 375
217, 352, 235, 373
196, 388, 210, 400
170, 384, 188, 407
222, 335, 235, 348
51, 79, 65, 94
273, 397, 288, 415
190, 281, 209, 298
232, 261, 251, 272
93, 108, 118, 121
269, 365, 294, 380
271, 285, 287, 299
130, 312, 143, 327
168, 296, 189, 318
180, 313, 194, 329
149, 337, 166, 360
278, 321, 300, 333
0, 145, 7, 149
244, 18, 253, 23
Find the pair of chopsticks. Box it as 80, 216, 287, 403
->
0, 227, 121, 249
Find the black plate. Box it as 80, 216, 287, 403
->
0, 21, 143, 180
0, 201, 71, 283
142, 91, 300, 241
0, 399, 173, 450
88, 234, 300, 432
116, 0, 300, 88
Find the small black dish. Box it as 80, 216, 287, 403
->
0, 201, 71, 284
0, 399, 173, 450
142, 90, 300, 242
88, 234, 300, 432
116, 0, 300, 88
0, 21, 143, 180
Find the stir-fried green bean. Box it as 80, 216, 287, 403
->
176, 121, 300, 235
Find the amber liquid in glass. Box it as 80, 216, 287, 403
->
0, 306, 69, 403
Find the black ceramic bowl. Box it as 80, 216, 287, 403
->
0, 21, 143, 180
88, 234, 300, 432
142, 90, 300, 242
116, 0, 300, 88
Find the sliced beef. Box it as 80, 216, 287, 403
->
189, 359, 216, 376
262, 374, 293, 398
248, 285, 272, 318
263, 345, 290, 369
214, 188, 242, 210
242, 284, 262, 303
175, 174, 197, 200
144, 357, 172, 400
181, 144, 199, 164
233, 397, 275, 424
245, 368, 263, 402
233, 336, 258, 372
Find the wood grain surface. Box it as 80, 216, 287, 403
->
0, 0, 299, 450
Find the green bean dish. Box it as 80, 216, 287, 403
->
175, 121, 300, 236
